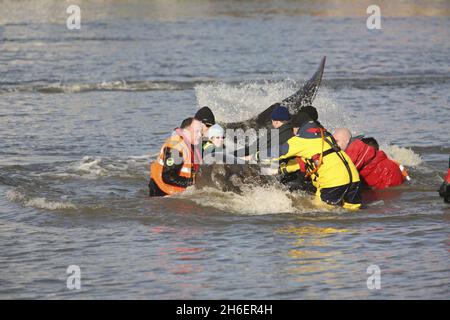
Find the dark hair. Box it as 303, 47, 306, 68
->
180, 117, 193, 129
361, 137, 379, 151
300, 105, 319, 122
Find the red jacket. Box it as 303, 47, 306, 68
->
345, 139, 405, 189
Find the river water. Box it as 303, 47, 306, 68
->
0, 0, 449, 299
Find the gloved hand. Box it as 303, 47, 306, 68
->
279, 162, 288, 175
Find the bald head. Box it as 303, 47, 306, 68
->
333, 128, 352, 150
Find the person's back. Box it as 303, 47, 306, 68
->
360, 150, 404, 189
344, 137, 405, 189
345, 139, 377, 171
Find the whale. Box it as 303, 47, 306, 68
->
195, 57, 326, 193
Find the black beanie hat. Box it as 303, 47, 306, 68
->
300, 105, 318, 121
194, 106, 215, 126
291, 111, 312, 128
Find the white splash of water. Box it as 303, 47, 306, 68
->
195, 80, 422, 161
195, 80, 359, 131
70, 156, 107, 177
313, 88, 358, 133
6, 190, 76, 210
195, 80, 300, 123
381, 144, 423, 167
178, 185, 296, 215
67, 155, 148, 178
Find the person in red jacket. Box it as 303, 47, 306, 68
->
439, 157, 450, 203
333, 128, 408, 190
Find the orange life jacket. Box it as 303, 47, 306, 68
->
150, 132, 199, 195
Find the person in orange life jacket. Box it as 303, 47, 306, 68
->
439, 156, 450, 203
275, 112, 362, 209
149, 117, 203, 197
333, 128, 409, 190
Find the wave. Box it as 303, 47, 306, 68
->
2, 72, 449, 94
6, 190, 76, 211
0, 36, 145, 43
67, 155, 148, 179
382, 145, 424, 167
410, 146, 450, 156
177, 185, 296, 215
0, 80, 199, 94
175, 185, 343, 215
323, 73, 450, 90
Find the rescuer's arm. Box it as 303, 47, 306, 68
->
161, 147, 193, 188
279, 158, 301, 174
274, 138, 303, 161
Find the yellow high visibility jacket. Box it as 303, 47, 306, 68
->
276, 123, 360, 191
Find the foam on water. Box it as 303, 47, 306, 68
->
195, 80, 300, 123
70, 156, 108, 177
67, 155, 148, 179
176, 184, 340, 215
382, 144, 423, 167
178, 185, 295, 215
0, 80, 186, 94
6, 190, 76, 211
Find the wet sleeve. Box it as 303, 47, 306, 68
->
275, 139, 302, 160
161, 147, 193, 188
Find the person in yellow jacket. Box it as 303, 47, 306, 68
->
149, 117, 203, 197
274, 111, 362, 210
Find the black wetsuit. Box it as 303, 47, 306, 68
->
278, 170, 317, 194
439, 182, 450, 203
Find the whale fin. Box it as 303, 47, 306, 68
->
223, 56, 326, 131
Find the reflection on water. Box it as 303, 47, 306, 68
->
276, 226, 348, 280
